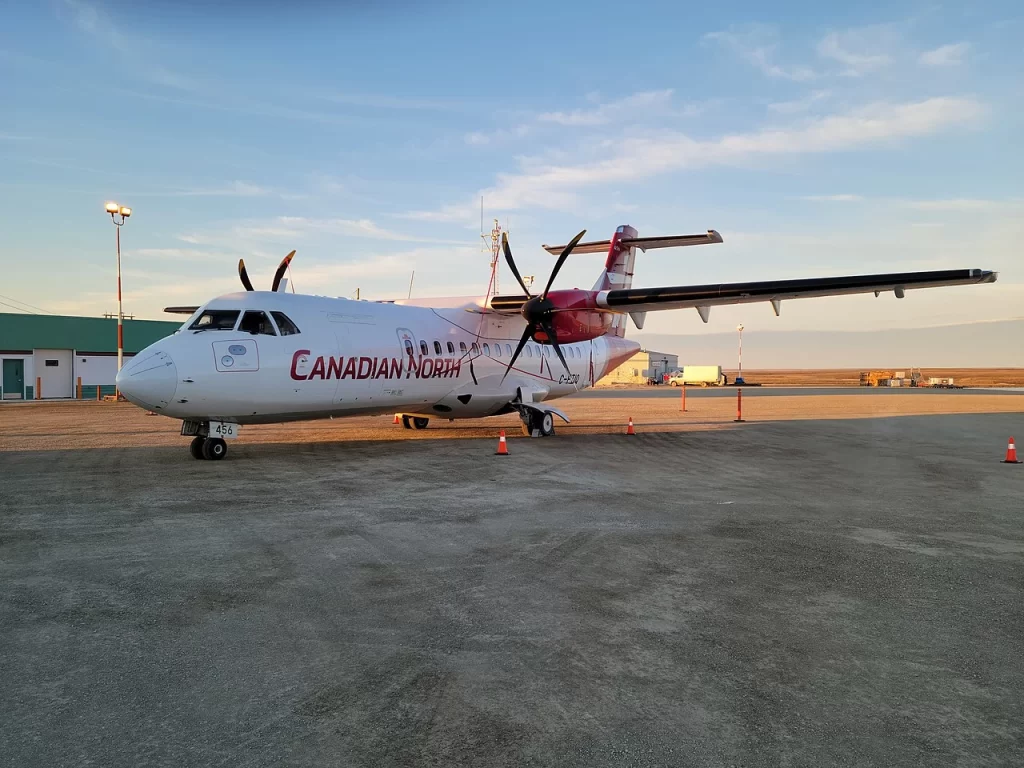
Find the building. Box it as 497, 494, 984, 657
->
597, 348, 678, 386
0, 313, 180, 400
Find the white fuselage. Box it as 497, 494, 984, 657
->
116, 291, 639, 425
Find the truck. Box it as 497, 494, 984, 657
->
667, 366, 728, 387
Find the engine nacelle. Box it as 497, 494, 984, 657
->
534, 289, 615, 344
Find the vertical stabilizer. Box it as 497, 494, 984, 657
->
592, 225, 638, 337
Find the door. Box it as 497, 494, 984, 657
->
34, 349, 73, 398
3, 359, 24, 399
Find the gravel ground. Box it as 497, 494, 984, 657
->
1, 397, 1022, 767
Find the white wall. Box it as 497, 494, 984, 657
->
76, 354, 118, 386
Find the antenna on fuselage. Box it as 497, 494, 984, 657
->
407, 270, 415, 299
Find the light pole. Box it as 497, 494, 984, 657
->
104, 202, 132, 375
736, 323, 745, 385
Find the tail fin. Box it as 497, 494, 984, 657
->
592, 225, 638, 337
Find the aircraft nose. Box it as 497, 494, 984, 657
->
116, 349, 177, 410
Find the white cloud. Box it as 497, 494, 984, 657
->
768, 90, 831, 114
920, 43, 970, 67
799, 194, 863, 202
704, 25, 817, 81
421, 97, 985, 215
901, 198, 1019, 211
816, 28, 894, 76
538, 89, 679, 126
464, 124, 532, 146
171, 181, 270, 197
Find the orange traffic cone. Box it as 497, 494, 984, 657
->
1003, 436, 1021, 464
496, 430, 509, 455
393, 413, 401, 424
626, 417, 636, 436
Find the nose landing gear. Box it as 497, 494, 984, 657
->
400, 416, 430, 430
189, 436, 227, 460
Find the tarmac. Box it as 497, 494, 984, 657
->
1, 397, 1023, 766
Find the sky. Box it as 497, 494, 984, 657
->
1, 0, 1021, 348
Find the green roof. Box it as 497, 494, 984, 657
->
0, 313, 181, 354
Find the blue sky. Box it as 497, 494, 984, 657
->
1, 0, 1021, 340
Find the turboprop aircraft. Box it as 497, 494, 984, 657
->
115, 224, 997, 460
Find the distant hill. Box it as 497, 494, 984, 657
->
633, 319, 1024, 368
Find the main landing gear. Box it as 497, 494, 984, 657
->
190, 436, 227, 460
520, 409, 555, 438
401, 416, 430, 430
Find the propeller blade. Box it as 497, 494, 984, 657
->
469, 358, 478, 386
502, 232, 532, 296
271, 250, 296, 292
543, 323, 571, 376
542, 229, 586, 299
501, 325, 534, 385
238, 259, 255, 291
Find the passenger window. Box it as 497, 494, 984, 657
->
433, 341, 442, 354
447, 341, 455, 354
483, 343, 490, 355
525, 346, 533, 358
506, 344, 512, 356
238, 310, 277, 335
545, 347, 551, 358
271, 311, 300, 335
420, 341, 429, 356
459, 341, 468, 354
404, 340, 414, 356
189, 309, 239, 331
494, 345, 502, 357
471, 343, 479, 354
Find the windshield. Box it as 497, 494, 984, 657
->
188, 310, 240, 331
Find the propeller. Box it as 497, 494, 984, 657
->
237, 250, 296, 292
500, 230, 586, 384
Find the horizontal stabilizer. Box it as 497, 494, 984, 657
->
542, 230, 722, 255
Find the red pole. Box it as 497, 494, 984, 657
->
734, 388, 745, 423
680, 383, 686, 412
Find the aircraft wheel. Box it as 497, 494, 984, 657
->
190, 436, 206, 460
202, 437, 227, 460
539, 411, 555, 436
412, 417, 429, 430
401, 415, 413, 429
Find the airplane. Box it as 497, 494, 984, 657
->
114, 224, 998, 460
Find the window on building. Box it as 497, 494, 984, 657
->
433, 340, 442, 354
238, 310, 277, 335
189, 309, 240, 331
483, 343, 491, 355
447, 341, 455, 354
420, 340, 429, 356
270, 311, 300, 335
44, 359, 59, 367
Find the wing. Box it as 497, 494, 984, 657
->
597, 269, 997, 320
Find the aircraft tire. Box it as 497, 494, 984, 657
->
202, 438, 227, 460
190, 436, 206, 460
412, 417, 429, 430
401, 415, 413, 429
539, 411, 555, 437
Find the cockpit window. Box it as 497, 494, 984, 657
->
238, 310, 277, 336
271, 311, 300, 336
189, 310, 240, 331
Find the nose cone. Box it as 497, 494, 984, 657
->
116, 349, 177, 410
